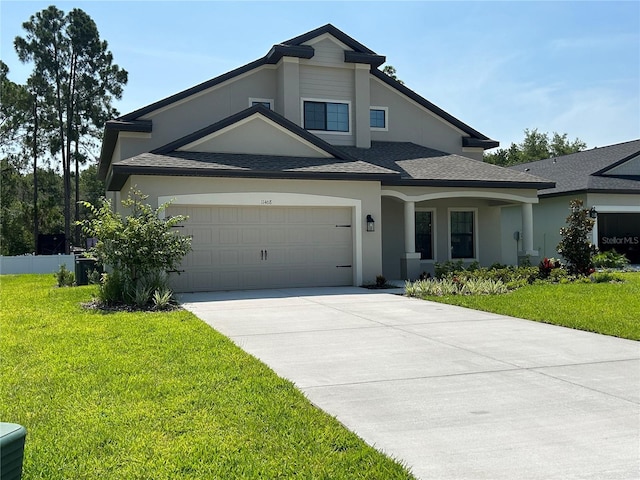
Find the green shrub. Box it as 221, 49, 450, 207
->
592, 250, 629, 269
79, 188, 192, 307
557, 199, 596, 275
434, 260, 464, 279
54, 264, 75, 287
590, 271, 624, 283
96, 272, 125, 305
375, 275, 387, 287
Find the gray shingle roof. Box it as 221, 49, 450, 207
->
116, 151, 398, 175
509, 139, 640, 196
109, 140, 555, 191
338, 142, 554, 187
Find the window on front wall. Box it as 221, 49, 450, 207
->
415, 211, 433, 260
249, 98, 273, 109
370, 108, 387, 129
303, 101, 349, 132
450, 211, 475, 259
252, 101, 271, 109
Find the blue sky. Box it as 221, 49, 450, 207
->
2, 1, 639, 150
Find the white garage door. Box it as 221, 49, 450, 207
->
166, 205, 354, 292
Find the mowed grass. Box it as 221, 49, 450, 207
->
423, 272, 640, 340
0, 275, 415, 479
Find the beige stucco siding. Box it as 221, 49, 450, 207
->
177, 115, 331, 158
370, 77, 470, 157
118, 67, 278, 161
501, 194, 585, 262
122, 175, 383, 285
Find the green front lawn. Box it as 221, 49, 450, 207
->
0, 275, 414, 479
419, 272, 640, 340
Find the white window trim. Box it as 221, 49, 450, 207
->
249, 97, 274, 109
370, 106, 389, 132
447, 208, 478, 261
301, 97, 352, 136
416, 207, 436, 262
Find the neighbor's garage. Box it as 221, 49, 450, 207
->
597, 212, 640, 264
167, 205, 354, 292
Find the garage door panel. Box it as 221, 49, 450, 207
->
266, 208, 287, 223
168, 205, 354, 292
265, 228, 287, 244
220, 228, 239, 245
220, 250, 240, 266
242, 228, 261, 244
241, 208, 261, 224
287, 228, 308, 244
191, 227, 212, 245
191, 250, 213, 267
241, 249, 263, 266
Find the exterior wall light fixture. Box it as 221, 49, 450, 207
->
589, 207, 598, 219
366, 215, 375, 232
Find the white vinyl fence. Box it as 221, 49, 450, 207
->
0, 255, 75, 275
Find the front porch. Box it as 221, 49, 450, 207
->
380, 188, 539, 280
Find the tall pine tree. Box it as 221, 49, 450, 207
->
14, 6, 127, 252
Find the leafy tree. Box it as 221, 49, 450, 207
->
0, 159, 65, 255
557, 199, 597, 276
484, 128, 586, 167
14, 6, 127, 253
79, 189, 192, 305
0, 61, 32, 151
382, 65, 404, 85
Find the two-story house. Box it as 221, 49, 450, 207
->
98, 24, 554, 292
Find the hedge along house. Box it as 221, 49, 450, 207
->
505, 140, 640, 264
98, 24, 554, 292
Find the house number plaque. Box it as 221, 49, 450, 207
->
260, 200, 273, 205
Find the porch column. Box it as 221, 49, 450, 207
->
519, 203, 538, 264
401, 200, 421, 280
404, 201, 416, 253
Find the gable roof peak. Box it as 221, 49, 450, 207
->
282, 23, 377, 54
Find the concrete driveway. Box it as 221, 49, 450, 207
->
179, 287, 640, 480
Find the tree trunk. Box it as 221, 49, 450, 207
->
33, 97, 39, 255
74, 139, 80, 247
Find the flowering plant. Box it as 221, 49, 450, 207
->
539, 257, 562, 278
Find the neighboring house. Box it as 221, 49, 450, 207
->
98, 24, 554, 292
504, 140, 640, 264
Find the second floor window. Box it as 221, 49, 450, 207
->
303, 101, 349, 132
252, 101, 271, 109
370, 109, 386, 129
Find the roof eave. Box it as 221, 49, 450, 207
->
266, 44, 315, 64
463, 137, 500, 149
344, 51, 386, 67
383, 178, 556, 190
98, 119, 152, 180
107, 164, 399, 191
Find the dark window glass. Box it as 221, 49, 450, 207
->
370, 109, 385, 128
451, 211, 474, 258
415, 211, 433, 260
304, 101, 348, 132
252, 101, 271, 109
